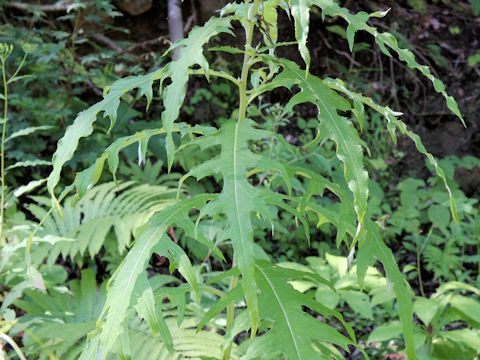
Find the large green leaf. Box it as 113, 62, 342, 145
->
356, 221, 416, 359
273, 59, 369, 242
161, 16, 233, 168
180, 120, 279, 334
309, 0, 464, 124
92, 194, 215, 356
47, 16, 233, 203
244, 261, 354, 359
47, 71, 164, 203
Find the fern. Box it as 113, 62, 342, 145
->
14, 270, 237, 360
27, 181, 177, 260
14, 269, 105, 360
116, 317, 240, 360
42, 0, 465, 359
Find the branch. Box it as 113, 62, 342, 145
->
125, 35, 169, 53
90, 34, 124, 54
6, 1, 73, 12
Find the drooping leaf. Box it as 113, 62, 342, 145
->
356, 221, 416, 360
94, 194, 214, 355
324, 77, 459, 222
134, 278, 173, 353
272, 59, 369, 242
289, 0, 311, 69
291, 167, 416, 360
243, 261, 354, 360
47, 70, 165, 203
310, 0, 464, 124
161, 16, 233, 169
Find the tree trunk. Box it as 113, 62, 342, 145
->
168, 0, 184, 60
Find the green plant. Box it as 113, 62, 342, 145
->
368, 281, 480, 360
29, 181, 179, 262
9, 1, 466, 359
0, 43, 40, 241
369, 159, 480, 285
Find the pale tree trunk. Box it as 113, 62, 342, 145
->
168, 0, 184, 60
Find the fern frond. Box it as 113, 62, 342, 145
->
82, 316, 241, 360
28, 181, 177, 260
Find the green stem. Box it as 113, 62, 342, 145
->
223, 2, 261, 359
0, 57, 8, 243
0, 332, 27, 360
223, 274, 238, 360
416, 227, 433, 297
416, 245, 425, 298
237, 0, 261, 123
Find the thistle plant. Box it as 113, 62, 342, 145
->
45, 1, 464, 359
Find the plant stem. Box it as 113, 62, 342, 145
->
416, 246, 425, 297
223, 272, 238, 360
223, 2, 261, 359
417, 227, 433, 297
0, 332, 28, 360
0, 57, 8, 243
237, 0, 261, 123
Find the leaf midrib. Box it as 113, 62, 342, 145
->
115, 201, 192, 306
255, 264, 302, 360
289, 65, 366, 220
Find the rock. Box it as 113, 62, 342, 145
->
115, 0, 152, 16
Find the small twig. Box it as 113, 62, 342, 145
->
83, 79, 103, 97
125, 36, 169, 53
7, 0, 72, 12
184, 14, 196, 34
168, 226, 178, 244
334, 49, 362, 67
90, 34, 123, 54
183, 0, 197, 34
0, 333, 27, 360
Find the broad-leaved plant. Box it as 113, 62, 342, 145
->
44, 1, 465, 359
